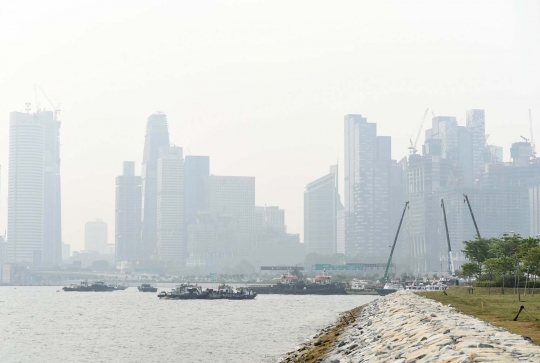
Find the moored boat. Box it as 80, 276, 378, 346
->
62, 280, 93, 292
377, 281, 404, 296
157, 284, 257, 300
91, 281, 115, 292
138, 283, 158, 292
109, 283, 128, 291
249, 271, 346, 295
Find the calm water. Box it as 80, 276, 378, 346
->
0, 286, 378, 363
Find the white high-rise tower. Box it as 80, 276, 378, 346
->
7, 112, 45, 262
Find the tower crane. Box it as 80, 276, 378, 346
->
408, 108, 429, 155
36, 84, 61, 121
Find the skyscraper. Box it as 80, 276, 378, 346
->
466, 109, 486, 180
206, 176, 255, 257
85, 219, 108, 254
344, 114, 394, 259
141, 113, 170, 259
7, 112, 45, 262
156, 146, 184, 262
184, 156, 210, 226
115, 161, 142, 262
304, 166, 338, 255
41, 111, 62, 265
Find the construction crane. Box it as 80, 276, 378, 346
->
408, 108, 429, 155
530, 109, 536, 158
36, 84, 61, 121
381, 201, 409, 282
463, 194, 481, 238
440, 199, 455, 276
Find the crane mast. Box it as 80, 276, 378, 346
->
409, 109, 429, 155
440, 199, 455, 276
382, 201, 409, 282
463, 194, 481, 238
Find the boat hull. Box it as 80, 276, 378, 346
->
250, 286, 347, 295
62, 286, 93, 292
139, 287, 158, 292
376, 289, 397, 296
158, 293, 257, 300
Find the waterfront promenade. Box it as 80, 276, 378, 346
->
280, 292, 540, 362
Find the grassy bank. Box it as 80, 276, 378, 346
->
281, 306, 363, 363
418, 286, 540, 344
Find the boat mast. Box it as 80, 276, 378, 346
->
463, 194, 481, 238
441, 199, 455, 276
382, 201, 409, 282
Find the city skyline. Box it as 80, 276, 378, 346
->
1, 1, 539, 252
1, 106, 538, 255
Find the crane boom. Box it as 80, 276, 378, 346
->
463, 194, 481, 238
441, 199, 455, 276
382, 201, 409, 282
409, 109, 429, 154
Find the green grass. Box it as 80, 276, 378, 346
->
418, 287, 540, 344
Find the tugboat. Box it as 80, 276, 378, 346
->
249, 270, 347, 295
138, 283, 158, 292
62, 280, 93, 292
91, 281, 115, 292
224, 286, 257, 300
157, 284, 257, 300
158, 284, 206, 299
109, 283, 128, 291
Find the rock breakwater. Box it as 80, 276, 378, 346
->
280, 292, 540, 362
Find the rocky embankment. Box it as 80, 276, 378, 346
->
280, 292, 540, 362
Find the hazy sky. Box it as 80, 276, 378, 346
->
1, 1, 539, 251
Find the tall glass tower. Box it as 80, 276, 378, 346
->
141, 113, 170, 259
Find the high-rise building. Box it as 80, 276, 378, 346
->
7, 112, 45, 262
156, 146, 184, 262
426, 116, 458, 160
206, 176, 255, 257
304, 166, 339, 255
264, 206, 286, 233
40, 111, 62, 265
141, 113, 170, 259
85, 219, 108, 254
61, 243, 71, 261
531, 185, 540, 238
344, 115, 395, 259
466, 109, 486, 180
115, 161, 142, 262
184, 156, 210, 226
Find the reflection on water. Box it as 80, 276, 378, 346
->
0, 286, 378, 363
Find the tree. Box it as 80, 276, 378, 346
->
461, 262, 481, 283
523, 246, 540, 295
462, 236, 491, 263
492, 257, 513, 294
483, 258, 499, 294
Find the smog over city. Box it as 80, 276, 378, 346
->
1, 2, 540, 363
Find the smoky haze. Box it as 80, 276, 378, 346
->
1, 0, 539, 254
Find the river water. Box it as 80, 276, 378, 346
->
0, 286, 378, 363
